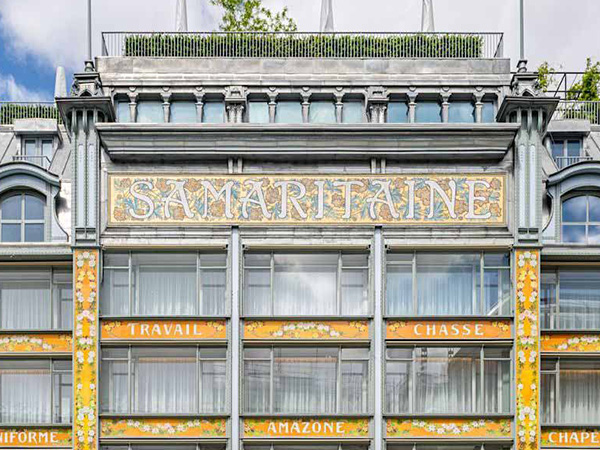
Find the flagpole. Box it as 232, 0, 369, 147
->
519, 0, 524, 61
87, 0, 92, 61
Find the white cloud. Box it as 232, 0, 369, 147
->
0, 73, 49, 102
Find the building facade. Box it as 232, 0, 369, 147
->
0, 30, 599, 450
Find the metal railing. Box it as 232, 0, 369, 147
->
12, 154, 52, 169
554, 155, 593, 169
543, 71, 584, 99
553, 100, 600, 124
101, 31, 504, 59
0, 102, 60, 125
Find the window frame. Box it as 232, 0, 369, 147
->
19, 136, 55, 169
242, 251, 371, 317
100, 345, 228, 415
384, 252, 512, 317
551, 138, 583, 169
385, 345, 513, 415
0, 191, 46, 243
561, 193, 600, 244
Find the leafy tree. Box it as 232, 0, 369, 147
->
567, 58, 600, 101
537, 61, 555, 93
211, 0, 298, 32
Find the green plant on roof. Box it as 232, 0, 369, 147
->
211, 0, 297, 32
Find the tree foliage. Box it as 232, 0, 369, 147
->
210, 0, 297, 32
538, 58, 600, 101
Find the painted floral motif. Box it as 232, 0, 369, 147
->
101, 319, 227, 340
244, 320, 369, 340
386, 418, 512, 438
100, 418, 227, 438
243, 418, 370, 438
0, 334, 72, 353
74, 250, 99, 450
109, 174, 505, 225
541, 334, 600, 353
516, 250, 540, 450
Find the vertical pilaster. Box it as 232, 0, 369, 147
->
373, 227, 383, 450
73, 249, 100, 450
515, 249, 540, 450
230, 227, 241, 450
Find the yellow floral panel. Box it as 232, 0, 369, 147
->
108, 174, 506, 226
74, 250, 99, 450
386, 320, 512, 340
244, 320, 369, 340
541, 333, 600, 354
386, 418, 512, 439
100, 418, 227, 439
0, 428, 72, 447
542, 428, 600, 447
0, 333, 72, 354
102, 320, 227, 341
243, 418, 370, 438
516, 250, 540, 450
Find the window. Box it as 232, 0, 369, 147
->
309, 101, 336, 123
482, 100, 496, 123
136, 100, 164, 123
389, 445, 510, 450
342, 101, 364, 123
243, 252, 369, 316
449, 101, 475, 123
116, 100, 131, 123
541, 270, 600, 329
246, 446, 367, 450
386, 253, 511, 316
244, 346, 369, 414
387, 101, 408, 123
170, 101, 197, 123
248, 101, 270, 124
21, 137, 53, 169
0, 359, 71, 423
562, 194, 600, 244
275, 101, 303, 124
0, 269, 72, 330
102, 252, 227, 317
415, 101, 441, 123
103, 446, 224, 450
552, 139, 583, 169
386, 346, 511, 414
101, 346, 226, 414
203, 101, 226, 123
0, 192, 45, 243
542, 358, 600, 424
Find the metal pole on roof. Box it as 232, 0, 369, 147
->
87, 0, 92, 61
320, 0, 335, 32
176, 0, 189, 32
520, 0, 525, 60
421, 0, 435, 32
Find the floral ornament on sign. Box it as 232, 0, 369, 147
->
101, 418, 227, 438
386, 418, 512, 438
541, 334, 600, 353
0, 334, 72, 353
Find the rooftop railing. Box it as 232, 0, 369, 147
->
0, 102, 60, 125
554, 100, 600, 125
101, 31, 504, 59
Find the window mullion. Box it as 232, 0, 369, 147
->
412, 252, 417, 315
479, 346, 485, 414
410, 346, 416, 412
197, 346, 201, 413
128, 252, 133, 316
128, 346, 132, 413
270, 253, 275, 316
197, 252, 202, 316
337, 347, 342, 413
269, 348, 274, 414
337, 252, 343, 315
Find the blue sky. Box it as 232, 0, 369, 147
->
1, 0, 599, 103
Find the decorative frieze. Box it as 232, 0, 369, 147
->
541, 333, 600, 354
243, 418, 370, 439
386, 418, 512, 440
244, 320, 369, 340
100, 418, 227, 439
0, 333, 72, 354
386, 319, 512, 340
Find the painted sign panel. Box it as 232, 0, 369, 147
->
386, 418, 512, 439
102, 320, 227, 341
100, 418, 227, 439
542, 429, 600, 447
0, 428, 72, 447
386, 320, 512, 340
0, 333, 72, 354
108, 174, 506, 226
243, 418, 370, 438
244, 321, 369, 340
541, 334, 600, 353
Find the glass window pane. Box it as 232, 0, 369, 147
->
589, 196, 600, 221
200, 347, 227, 359
342, 102, 364, 123
386, 265, 413, 315
559, 360, 600, 423
201, 268, 226, 315
562, 225, 586, 243
276, 101, 303, 124
248, 101, 270, 123
53, 371, 72, 423
567, 140, 581, 157
41, 140, 53, 167
340, 360, 368, 413
57, 283, 73, 329
244, 360, 270, 413
0, 360, 51, 423
170, 101, 197, 123
1, 224, 21, 242
0, 277, 51, 329
243, 268, 270, 315
541, 372, 556, 423
484, 359, 510, 413
385, 361, 410, 413
552, 142, 564, 160
341, 269, 368, 315
116, 101, 131, 123
416, 101, 441, 123
388, 102, 408, 123
449, 101, 475, 123
100, 359, 128, 413
102, 268, 129, 316
25, 224, 44, 242
559, 271, 600, 330
562, 196, 587, 222
482, 101, 495, 123
589, 225, 600, 244
24, 140, 36, 157
484, 268, 511, 315
2, 195, 21, 220
203, 102, 225, 123
309, 101, 336, 123
25, 195, 44, 220
541, 272, 557, 329
137, 101, 164, 123
200, 360, 226, 413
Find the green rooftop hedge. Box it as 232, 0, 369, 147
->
0, 103, 60, 125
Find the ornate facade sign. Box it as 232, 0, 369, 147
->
515, 250, 540, 450
108, 174, 506, 226
243, 418, 370, 438
541, 333, 600, 353
542, 429, 600, 447
0, 333, 72, 354
0, 428, 72, 447
386, 418, 512, 439
386, 320, 512, 340
100, 418, 227, 439
101, 320, 227, 341
73, 250, 99, 450
244, 320, 369, 340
